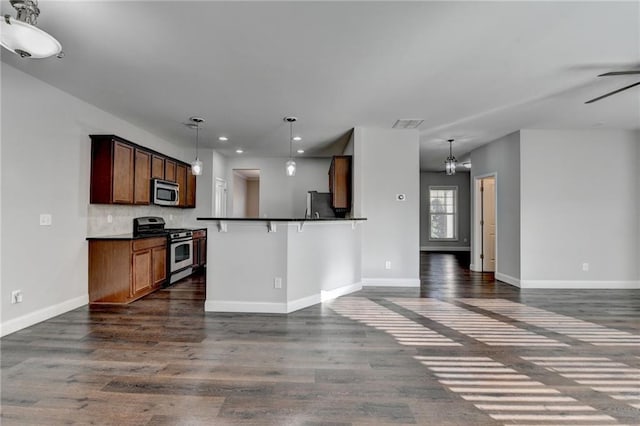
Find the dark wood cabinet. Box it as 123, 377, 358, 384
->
134, 149, 151, 205
329, 155, 352, 216
151, 155, 165, 179
186, 167, 196, 208
192, 230, 207, 269
91, 136, 136, 204
89, 237, 167, 304
90, 135, 196, 208
165, 160, 177, 182
176, 163, 187, 207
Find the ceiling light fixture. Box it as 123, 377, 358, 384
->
187, 117, 204, 176
218, 136, 228, 142
235, 149, 243, 154
445, 139, 457, 176
293, 136, 302, 142
297, 149, 305, 154
284, 116, 297, 177
1, 0, 63, 59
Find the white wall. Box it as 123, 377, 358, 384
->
520, 129, 640, 288
420, 172, 471, 250
225, 157, 331, 218
1, 64, 213, 336
353, 127, 420, 286
470, 131, 521, 284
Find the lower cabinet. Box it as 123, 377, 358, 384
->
192, 230, 207, 269
89, 237, 167, 304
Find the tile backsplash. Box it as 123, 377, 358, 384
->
87, 204, 200, 236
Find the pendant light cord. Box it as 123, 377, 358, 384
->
195, 125, 199, 159
289, 121, 293, 159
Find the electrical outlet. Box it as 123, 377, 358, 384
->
274, 277, 282, 289
39, 214, 52, 226
11, 290, 23, 304
385, 261, 391, 270
582, 262, 589, 272
107, 214, 113, 223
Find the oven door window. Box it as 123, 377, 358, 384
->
174, 243, 191, 262
157, 187, 177, 202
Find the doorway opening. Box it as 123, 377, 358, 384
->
232, 169, 260, 217
473, 175, 496, 273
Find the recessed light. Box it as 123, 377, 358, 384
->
462, 162, 472, 169
293, 136, 302, 141
297, 149, 305, 154
218, 136, 229, 141
235, 149, 243, 154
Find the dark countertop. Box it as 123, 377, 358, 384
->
196, 217, 367, 222
86, 227, 207, 241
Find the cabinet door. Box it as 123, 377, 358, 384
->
113, 142, 135, 204
329, 156, 351, 209
192, 238, 200, 267
165, 160, 177, 182
152, 246, 167, 287
186, 167, 196, 208
199, 237, 207, 267
134, 149, 151, 205
176, 164, 187, 207
151, 155, 165, 180
132, 249, 152, 296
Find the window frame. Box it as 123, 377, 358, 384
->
428, 185, 459, 241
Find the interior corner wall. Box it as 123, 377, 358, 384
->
225, 157, 331, 218
353, 127, 420, 285
470, 131, 521, 285
520, 129, 640, 288
419, 172, 471, 250
0, 63, 212, 336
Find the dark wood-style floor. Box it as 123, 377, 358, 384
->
2, 253, 639, 425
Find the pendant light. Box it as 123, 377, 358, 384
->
284, 116, 297, 177
445, 139, 457, 176
189, 116, 204, 176
1, 0, 63, 59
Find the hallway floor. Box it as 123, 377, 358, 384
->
1, 253, 639, 425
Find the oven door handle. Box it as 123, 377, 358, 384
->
171, 237, 194, 244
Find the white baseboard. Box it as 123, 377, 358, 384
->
362, 278, 420, 287
321, 282, 363, 301
205, 282, 364, 314
519, 280, 640, 289
0, 294, 88, 337
287, 294, 321, 312
495, 272, 521, 288
421, 246, 471, 252
205, 300, 288, 314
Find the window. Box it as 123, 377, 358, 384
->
429, 186, 457, 240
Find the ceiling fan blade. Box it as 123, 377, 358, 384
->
598, 71, 640, 77
585, 81, 640, 104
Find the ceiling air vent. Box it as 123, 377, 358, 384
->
392, 119, 424, 129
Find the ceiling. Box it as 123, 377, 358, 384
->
2, 1, 639, 171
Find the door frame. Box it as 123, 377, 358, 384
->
214, 177, 227, 217
472, 173, 498, 273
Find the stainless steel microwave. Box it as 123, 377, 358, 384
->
152, 179, 179, 206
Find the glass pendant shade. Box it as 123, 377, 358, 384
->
191, 158, 203, 176
445, 157, 457, 175
0, 16, 62, 59
286, 159, 296, 177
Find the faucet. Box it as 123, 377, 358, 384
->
314, 212, 320, 219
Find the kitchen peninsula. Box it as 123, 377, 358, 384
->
197, 217, 366, 313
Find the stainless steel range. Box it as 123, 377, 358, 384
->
133, 216, 193, 285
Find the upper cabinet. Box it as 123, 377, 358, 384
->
90, 135, 196, 208
329, 155, 352, 217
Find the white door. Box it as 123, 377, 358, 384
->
214, 178, 227, 217
481, 177, 496, 272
